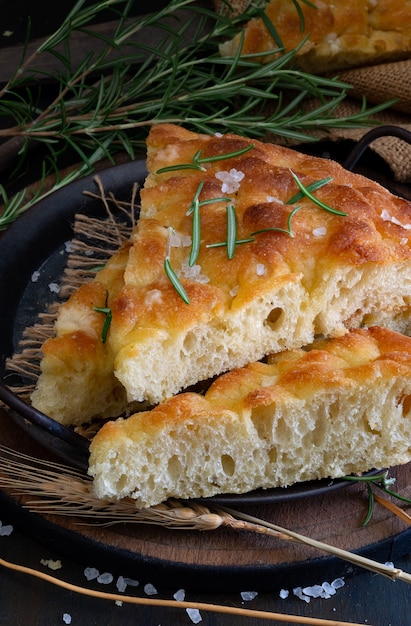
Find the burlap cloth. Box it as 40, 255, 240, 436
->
312, 60, 411, 183
212, 0, 411, 182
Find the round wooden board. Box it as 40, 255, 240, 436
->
1, 407, 410, 593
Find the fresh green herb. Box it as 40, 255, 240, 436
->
286, 176, 333, 205
188, 182, 204, 267
291, 0, 318, 32
206, 237, 255, 250
226, 204, 237, 259
164, 227, 190, 304
343, 470, 411, 527
251, 205, 302, 238
289, 170, 347, 216
93, 306, 112, 343
157, 144, 255, 174
164, 258, 190, 305
0, 0, 393, 228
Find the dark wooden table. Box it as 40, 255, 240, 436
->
0, 484, 410, 626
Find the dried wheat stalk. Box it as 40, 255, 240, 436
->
0, 444, 410, 586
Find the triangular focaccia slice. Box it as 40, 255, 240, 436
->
31, 123, 411, 425
218, 0, 411, 74
88, 327, 411, 507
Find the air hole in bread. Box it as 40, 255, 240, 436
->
400, 393, 411, 416
167, 455, 182, 479
183, 331, 196, 353
221, 454, 235, 476
265, 307, 284, 331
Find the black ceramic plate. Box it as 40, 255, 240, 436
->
0, 150, 392, 503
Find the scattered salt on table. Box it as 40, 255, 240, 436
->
144, 583, 158, 596
0, 522, 13, 536
240, 591, 258, 601
84, 567, 99, 581
97, 572, 114, 585
186, 608, 202, 624
173, 589, 186, 602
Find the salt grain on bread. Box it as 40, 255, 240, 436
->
218, 0, 411, 74
88, 327, 411, 507
31, 123, 411, 425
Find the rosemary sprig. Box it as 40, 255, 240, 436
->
0, 0, 394, 228
286, 176, 333, 205
251, 205, 302, 239
157, 144, 255, 174
343, 470, 411, 527
226, 204, 237, 259
187, 180, 204, 267
164, 227, 190, 305
93, 306, 113, 343
289, 170, 347, 216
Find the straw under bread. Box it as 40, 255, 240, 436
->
31, 123, 411, 425
88, 326, 411, 507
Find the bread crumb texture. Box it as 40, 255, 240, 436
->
32, 124, 411, 426
89, 327, 411, 507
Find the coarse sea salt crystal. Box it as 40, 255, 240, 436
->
31, 270, 40, 282
48, 282, 60, 294
62, 614, 72, 624
321, 581, 336, 597
279, 589, 289, 599
215, 168, 245, 194
97, 572, 114, 585
303, 584, 325, 598
312, 226, 327, 237
40, 558, 62, 570
381, 209, 411, 230
180, 259, 210, 284
173, 589, 186, 602
144, 583, 158, 596
116, 576, 139, 592
0, 522, 13, 536
256, 263, 266, 276
186, 608, 202, 624
84, 567, 99, 581
240, 591, 258, 601
293, 587, 311, 603
266, 195, 283, 205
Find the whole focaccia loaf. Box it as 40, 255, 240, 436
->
218, 0, 411, 74
31, 123, 411, 425
88, 326, 411, 507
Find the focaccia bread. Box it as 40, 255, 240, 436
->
31, 123, 411, 425
218, 0, 411, 74
88, 326, 411, 507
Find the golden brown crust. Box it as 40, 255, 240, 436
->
219, 0, 411, 73
32, 123, 411, 424
89, 327, 411, 506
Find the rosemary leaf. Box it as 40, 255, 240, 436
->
286, 176, 333, 205
188, 182, 204, 266
289, 170, 347, 216
93, 306, 112, 343
226, 204, 237, 259
0, 0, 393, 227
164, 257, 190, 305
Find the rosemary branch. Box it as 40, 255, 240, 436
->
0, 0, 393, 228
